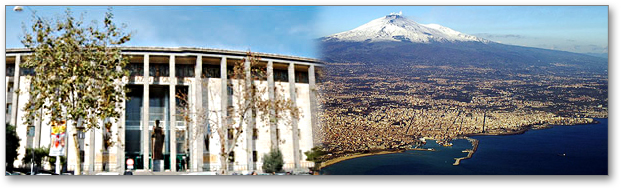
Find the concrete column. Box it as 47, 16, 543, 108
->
118, 93, 126, 172
10, 55, 20, 126
194, 55, 209, 171
142, 54, 150, 170
34, 109, 42, 148
220, 56, 228, 171
267, 61, 277, 150
88, 125, 95, 173
288, 62, 300, 170
308, 65, 318, 146
194, 55, 204, 172
169, 55, 177, 172
244, 59, 254, 171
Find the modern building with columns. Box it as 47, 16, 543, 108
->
5, 47, 322, 174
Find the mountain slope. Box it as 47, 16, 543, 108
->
320, 13, 607, 73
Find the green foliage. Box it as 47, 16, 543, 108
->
23, 146, 50, 167
5, 124, 21, 171
262, 149, 284, 173
20, 7, 131, 175
304, 146, 327, 163
48, 155, 67, 169
20, 7, 131, 130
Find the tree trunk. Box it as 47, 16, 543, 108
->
220, 153, 227, 175
73, 133, 82, 175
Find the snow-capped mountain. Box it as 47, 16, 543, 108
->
320, 12, 607, 72
323, 12, 490, 43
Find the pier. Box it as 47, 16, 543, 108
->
453, 137, 479, 166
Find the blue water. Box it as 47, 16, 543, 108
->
320, 118, 608, 175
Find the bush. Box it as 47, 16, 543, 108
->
23, 147, 50, 168
262, 149, 284, 173
5, 123, 20, 171
304, 146, 327, 163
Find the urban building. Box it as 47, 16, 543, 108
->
5, 47, 322, 174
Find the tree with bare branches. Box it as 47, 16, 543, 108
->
176, 52, 300, 174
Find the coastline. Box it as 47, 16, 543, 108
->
318, 150, 404, 170
319, 118, 605, 171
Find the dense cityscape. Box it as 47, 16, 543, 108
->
316, 62, 608, 159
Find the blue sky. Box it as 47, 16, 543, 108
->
6, 6, 321, 58
5, 6, 609, 56
318, 6, 609, 54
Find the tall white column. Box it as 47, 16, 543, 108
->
194, 55, 204, 171
118, 92, 126, 172
220, 57, 228, 171
10, 55, 21, 126
88, 125, 95, 173
142, 54, 150, 170
288, 62, 300, 170
34, 109, 42, 148
244, 59, 254, 171
169, 55, 177, 172
267, 61, 277, 150
308, 65, 318, 146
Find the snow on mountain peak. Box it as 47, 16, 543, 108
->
323, 13, 490, 44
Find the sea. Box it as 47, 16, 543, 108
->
319, 118, 608, 175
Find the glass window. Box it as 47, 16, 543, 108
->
274, 69, 288, 82
227, 128, 234, 140
202, 64, 221, 78
175, 64, 195, 78
126, 63, 143, 76
19, 67, 35, 76
149, 64, 169, 77
27, 126, 35, 137
295, 71, 309, 83
6, 64, 15, 77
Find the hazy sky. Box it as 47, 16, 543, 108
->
318, 6, 609, 54
5, 6, 321, 58
5, 6, 608, 56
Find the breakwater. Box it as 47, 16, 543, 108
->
453, 137, 479, 166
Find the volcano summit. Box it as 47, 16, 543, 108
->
322, 12, 489, 44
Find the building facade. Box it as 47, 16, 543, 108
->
5, 47, 322, 174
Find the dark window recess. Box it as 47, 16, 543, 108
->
149, 64, 169, 77
295, 71, 309, 83
252, 128, 258, 140
126, 63, 143, 76
175, 64, 195, 78
6, 64, 15, 77
78, 130, 85, 139
202, 64, 221, 78
274, 69, 288, 82
227, 84, 234, 107
252, 151, 258, 162
19, 67, 35, 76
276, 129, 280, 141
227, 66, 237, 79
228, 151, 235, 163
227, 128, 234, 140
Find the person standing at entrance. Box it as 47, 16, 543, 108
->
151, 120, 165, 172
